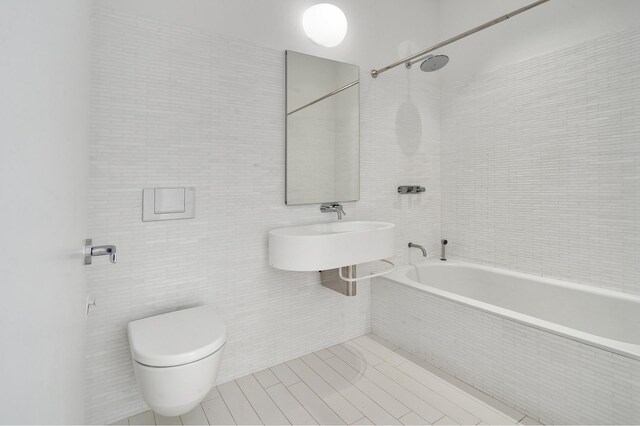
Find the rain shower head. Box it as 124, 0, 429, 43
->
420, 54, 449, 72
404, 54, 449, 72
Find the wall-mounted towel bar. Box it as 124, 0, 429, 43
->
338, 259, 395, 282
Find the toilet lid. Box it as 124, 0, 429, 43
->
127, 306, 227, 367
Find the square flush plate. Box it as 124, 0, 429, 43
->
143, 187, 195, 221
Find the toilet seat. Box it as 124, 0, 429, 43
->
128, 306, 227, 367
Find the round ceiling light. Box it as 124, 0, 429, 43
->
302, 3, 348, 48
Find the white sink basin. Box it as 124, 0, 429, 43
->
269, 221, 395, 271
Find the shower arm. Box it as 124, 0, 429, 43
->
370, 0, 551, 79
405, 54, 433, 69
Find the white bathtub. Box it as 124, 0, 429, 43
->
373, 260, 640, 424
385, 260, 640, 360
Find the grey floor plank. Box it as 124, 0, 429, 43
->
433, 416, 459, 425
398, 411, 430, 425
287, 381, 345, 425
180, 405, 209, 425
129, 410, 155, 425
314, 349, 335, 360
519, 416, 543, 425
323, 355, 411, 419
335, 341, 384, 367
254, 369, 280, 388
266, 383, 318, 425
397, 362, 515, 425
326, 344, 369, 373
350, 336, 407, 366
218, 380, 261, 425
365, 333, 399, 351
301, 353, 401, 425
271, 363, 301, 387
286, 358, 363, 424
330, 345, 444, 423
202, 397, 236, 425
236, 374, 290, 425
203, 387, 221, 402
375, 363, 479, 425
394, 348, 525, 423
154, 413, 182, 425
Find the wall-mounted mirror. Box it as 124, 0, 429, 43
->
286, 51, 359, 205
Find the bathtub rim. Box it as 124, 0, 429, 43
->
380, 259, 640, 361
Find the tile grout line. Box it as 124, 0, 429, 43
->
195, 402, 212, 426
254, 373, 297, 426
305, 349, 403, 424
216, 387, 241, 426
326, 344, 412, 418
283, 360, 352, 425
357, 339, 509, 422
269, 365, 302, 387
234, 378, 276, 426
285, 379, 345, 425
389, 344, 526, 423
340, 340, 482, 424
348, 338, 408, 368
292, 354, 369, 425
331, 343, 454, 424
432, 414, 447, 425
372, 360, 481, 424
267, 383, 319, 426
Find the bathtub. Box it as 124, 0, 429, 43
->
372, 260, 640, 424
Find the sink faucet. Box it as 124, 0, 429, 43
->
408, 242, 427, 257
320, 203, 346, 220
441, 239, 448, 261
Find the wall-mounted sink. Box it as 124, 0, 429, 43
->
269, 221, 395, 271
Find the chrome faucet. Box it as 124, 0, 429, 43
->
440, 239, 448, 261
320, 203, 346, 220
408, 242, 427, 257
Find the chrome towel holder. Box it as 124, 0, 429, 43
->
338, 259, 396, 283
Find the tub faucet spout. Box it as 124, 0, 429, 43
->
408, 242, 427, 257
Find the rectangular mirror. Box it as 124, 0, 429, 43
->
285, 51, 360, 205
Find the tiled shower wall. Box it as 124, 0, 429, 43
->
441, 25, 640, 295
88, 9, 441, 424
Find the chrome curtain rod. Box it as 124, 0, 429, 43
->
370, 0, 551, 79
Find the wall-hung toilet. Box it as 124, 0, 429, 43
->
127, 306, 227, 416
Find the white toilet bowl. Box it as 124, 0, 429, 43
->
127, 306, 227, 417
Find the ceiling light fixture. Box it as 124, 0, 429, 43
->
302, 3, 348, 48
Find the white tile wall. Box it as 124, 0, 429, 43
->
88, 8, 639, 425
372, 277, 640, 425
441, 25, 640, 295
88, 9, 441, 424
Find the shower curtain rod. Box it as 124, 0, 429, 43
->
370, 0, 551, 79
